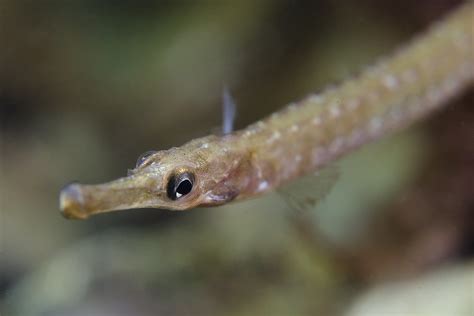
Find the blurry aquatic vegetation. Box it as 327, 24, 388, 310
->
1, 0, 472, 315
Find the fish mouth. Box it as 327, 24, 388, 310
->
59, 176, 157, 220
60, 182, 88, 219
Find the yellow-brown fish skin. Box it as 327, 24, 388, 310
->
60, 3, 473, 219
60, 135, 258, 218
233, 1, 473, 193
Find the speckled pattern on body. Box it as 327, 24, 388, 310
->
60, 3, 473, 219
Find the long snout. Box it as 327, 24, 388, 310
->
59, 176, 156, 219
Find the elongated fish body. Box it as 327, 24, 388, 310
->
231, 2, 473, 196
60, 3, 473, 219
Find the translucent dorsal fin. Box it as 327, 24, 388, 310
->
222, 86, 236, 134
278, 165, 340, 213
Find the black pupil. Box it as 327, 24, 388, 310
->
167, 172, 195, 200
176, 179, 193, 196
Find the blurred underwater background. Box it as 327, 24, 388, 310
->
1, 0, 473, 315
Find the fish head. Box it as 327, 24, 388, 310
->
59, 135, 249, 219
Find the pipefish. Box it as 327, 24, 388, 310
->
60, 3, 473, 219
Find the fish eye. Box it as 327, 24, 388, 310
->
167, 171, 195, 200
136, 150, 157, 168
